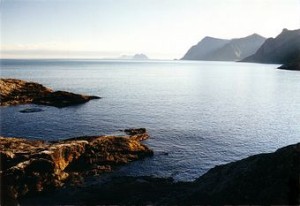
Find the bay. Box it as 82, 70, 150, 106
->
1, 59, 299, 181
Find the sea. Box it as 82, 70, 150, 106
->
1, 59, 300, 181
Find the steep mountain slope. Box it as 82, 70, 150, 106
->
181, 37, 229, 60
205, 34, 266, 61
242, 28, 300, 66
182, 34, 266, 61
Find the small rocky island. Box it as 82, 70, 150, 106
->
0, 78, 100, 107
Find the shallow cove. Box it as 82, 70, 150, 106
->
1, 59, 300, 181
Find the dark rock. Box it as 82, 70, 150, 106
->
124, 128, 147, 135
124, 128, 149, 141
182, 143, 300, 205
33, 91, 100, 108
19, 108, 43, 113
0, 79, 100, 107
278, 62, 300, 71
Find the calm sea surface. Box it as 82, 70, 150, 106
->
1, 59, 300, 181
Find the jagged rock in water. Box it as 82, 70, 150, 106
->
124, 128, 146, 135
19, 108, 44, 113
278, 62, 300, 71
0, 78, 100, 107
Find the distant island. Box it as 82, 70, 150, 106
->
242, 28, 300, 70
133, 53, 149, 60
181, 34, 266, 61
120, 53, 149, 60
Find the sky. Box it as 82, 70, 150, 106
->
1, 0, 300, 59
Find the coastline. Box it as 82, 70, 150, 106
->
1, 78, 299, 205
1, 129, 153, 205
1, 135, 299, 205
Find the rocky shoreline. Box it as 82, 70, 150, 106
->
0, 79, 100, 107
0, 128, 153, 205
1, 134, 299, 205
1, 78, 299, 205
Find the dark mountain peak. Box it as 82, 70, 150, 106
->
279, 28, 300, 35
242, 28, 300, 66
276, 28, 300, 40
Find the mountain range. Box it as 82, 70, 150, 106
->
242, 28, 300, 70
182, 34, 266, 61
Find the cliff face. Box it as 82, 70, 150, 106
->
181, 34, 265, 61
242, 28, 300, 66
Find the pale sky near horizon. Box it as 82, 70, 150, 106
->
1, 0, 300, 59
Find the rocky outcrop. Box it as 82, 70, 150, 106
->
0, 129, 153, 204
183, 142, 300, 205
278, 62, 300, 71
181, 34, 266, 61
0, 79, 100, 107
19, 108, 44, 113
242, 28, 300, 70
17, 142, 300, 205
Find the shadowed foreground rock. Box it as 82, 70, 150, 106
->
0, 78, 100, 107
0, 129, 153, 204
16, 142, 300, 205
278, 62, 300, 71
